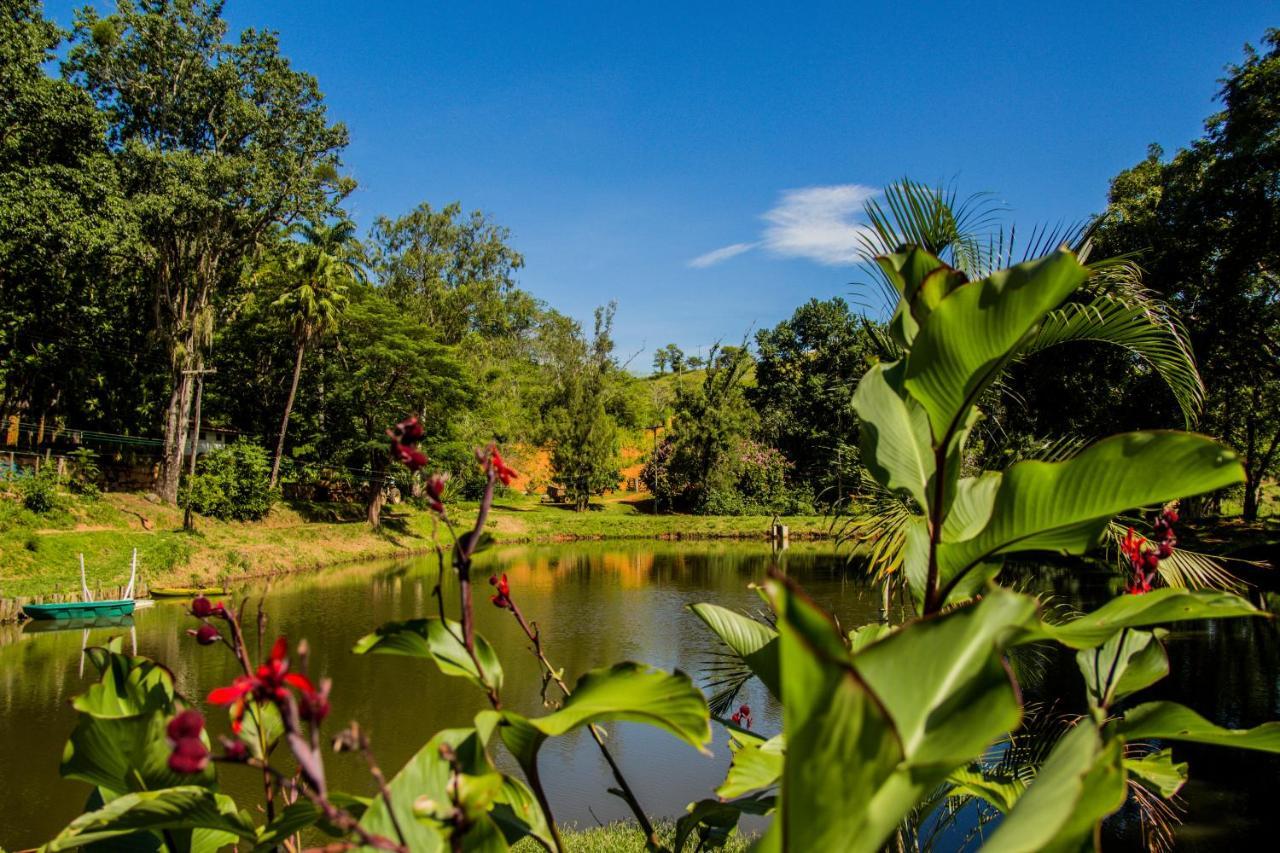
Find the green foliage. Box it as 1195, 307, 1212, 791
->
683, 242, 1272, 851
18, 467, 60, 514
67, 447, 102, 497
1093, 30, 1280, 519
751, 298, 876, 503
180, 440, 274, 521
543, 306, 621, 511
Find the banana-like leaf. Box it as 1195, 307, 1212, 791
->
1022, 588, 1264, 650
490, 662, 711, 785
904, 249, 1088, 442
1116, 702, 1280, 752
946, 765, 1026, 813
40, 787, 255, 852
62, 710, 217, 794
936, 432, 1245, 594
687, 603, 779, 699
983, 721, 1127, 853
765, 576, 904, 853
357, 722, 552, 853
1026, 294, 1204, 427
1124, 749, 1187, 799
715, 729, 784, 800
1076, 629, 1169, 711
74, 646, 176, 720
353, 617, 504, 695
674, 793, 774, 853
855, 587, 1035, 772
853, 361, 935, 508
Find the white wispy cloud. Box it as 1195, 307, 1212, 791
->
687, 241, 758, 268
760, 184, 878, 265
687, 183, 878, 269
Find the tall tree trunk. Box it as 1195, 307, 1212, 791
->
1243, 475, 1260, 522
158, 368, 194, 503
367, 480, 385, 527
270, 341, 306, 490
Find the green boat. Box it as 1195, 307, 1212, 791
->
22, 598, 136, 620
22, 550, 141, 622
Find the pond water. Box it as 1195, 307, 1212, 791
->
0, 542, 1276, 850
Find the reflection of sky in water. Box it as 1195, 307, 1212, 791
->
0, 544, 1276, 850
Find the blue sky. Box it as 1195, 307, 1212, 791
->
43, 1, 1278, 369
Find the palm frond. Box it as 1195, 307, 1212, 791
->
1024, 294, 1204, 427
834, 472, 916, 583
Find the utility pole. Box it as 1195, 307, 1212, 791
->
645, 423, 662, 514
182, 366, 216, 531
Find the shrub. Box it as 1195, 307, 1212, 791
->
180, 440, 274, 521
67, 447, 101, 497
18, 468, 59, 514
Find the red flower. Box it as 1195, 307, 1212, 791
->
390, 440, 429, 472
166, 710, 209, 774
489, 573, 512, 609
220, 736, 248, 762
189, 623, 221, 645
489, 446, 518, 486
190, 596, 225, 619
1120, 528, 1146, 564
729, 704, 753, 728
425, 472, 449, 513
208, 637, 330, 732
389, 415, 425, 445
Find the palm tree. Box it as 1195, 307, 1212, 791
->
839, 179, 1247, 591
267, 220, 364, 489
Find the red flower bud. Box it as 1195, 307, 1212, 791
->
168, 736, 210, 774
190, 596, 225, 619
190, 624, 221, 645
167, 709, 205, 741
220, 737, 249, 762
489, 573, 512, 609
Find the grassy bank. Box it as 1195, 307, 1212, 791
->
514, 821, 752, 852
0, 490, 833, 601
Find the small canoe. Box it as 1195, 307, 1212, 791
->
149, 587, 226, 598
23, 614, 135, 633
22, 599, 136, 621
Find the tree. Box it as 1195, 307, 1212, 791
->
543, 305, 620, 511
0, 0, 143, 433
751, 297, 876, 503
662, 343, 686, 374
65, 0, 350, 502
265, 219, 361, 488
323, 285, 467, 526
651, 347, 668, 375
642, 343, 756, 511
1094, 30, 1280, 519
369, 201, 530, 345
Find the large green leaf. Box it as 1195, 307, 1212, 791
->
1116, 701, 1280, 752
715, 729, 784, 800
766, 577, 904, 853
936, 432, 1245, 594
357, 723, 551, 853
1124, 749, 1187, 799
687, 603, 779, 698
983, 721, 1126, 853
1023, 588, 1263, 650
855, 587, 1035, 772
62, 711, 217, 794
852, 361, 935, 509
353, 617, 504, 694
74, 647, 176, 720
492, 662, 711, 777
674, 793, 773, 853
1075, 629, 1168, 711
40, 787, 255, 852
904, 249, 1088, 442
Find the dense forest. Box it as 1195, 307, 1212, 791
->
3, 0, 1279, 525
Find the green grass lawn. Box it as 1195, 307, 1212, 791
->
0, 487, 835, 602
514, 821, 753, 852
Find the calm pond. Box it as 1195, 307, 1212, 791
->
1, 542, 1276, 850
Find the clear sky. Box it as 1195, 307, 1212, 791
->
41, 1, 1278, 369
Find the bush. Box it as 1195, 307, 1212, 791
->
18, 468, 59, 514
66, 448, 101, 498
180, 440, 274, 521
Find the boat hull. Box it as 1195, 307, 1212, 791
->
21, 600, 137, 621
149, 587, 225, 598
